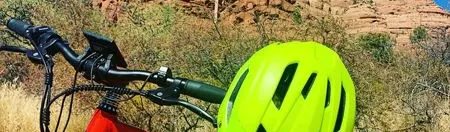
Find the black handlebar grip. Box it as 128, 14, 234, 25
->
182, 80, 226, 104
7, 19, 32, 38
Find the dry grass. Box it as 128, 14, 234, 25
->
0, 83, 39, 131
0, 83, 92, 132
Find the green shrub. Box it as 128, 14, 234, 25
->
0, 0, 40, 85
411, 26, 428, 44
358, 33, 394, 63
292, 7, 303, 25
290, 16, 349, 50
347, 30, 449, 131
411, 28, 450, 65
0, 0, 38, 22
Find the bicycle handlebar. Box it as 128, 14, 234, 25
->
0, 45, 28, 53
181, 80, 226, 104
103, 69, 226, 104
4, 18, 226, 104
7, 19, 32, 38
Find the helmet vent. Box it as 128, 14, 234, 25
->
301, 73, 317, 99
334, 84, 346, 131
227, 69, 249, 122
325, 79, 331, 108
272, 63, 298, 109
257, 124, 267, 132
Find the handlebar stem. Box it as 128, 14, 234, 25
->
53, 40, 81, 66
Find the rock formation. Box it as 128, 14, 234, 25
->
92, 0, 121, 22
222, 0, 450, 48
92, 0, 450, 47
340, 0, 450, 48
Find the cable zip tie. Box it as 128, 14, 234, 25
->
41, 109, 50, 125
44, 73, 53, 85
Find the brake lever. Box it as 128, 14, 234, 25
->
25, 50, 43, 64
145, 87, 218, 127
0, 45, 42, 63
0, 45, 28, 53
176, 99, 218, 128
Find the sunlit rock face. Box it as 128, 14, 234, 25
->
91, 0, 450, 49
92, 0, 120, 22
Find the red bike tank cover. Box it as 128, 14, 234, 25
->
86, 109, 147, 132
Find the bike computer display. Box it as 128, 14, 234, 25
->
83, 30, 127, 68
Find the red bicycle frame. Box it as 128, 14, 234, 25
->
86, 109, 147, 132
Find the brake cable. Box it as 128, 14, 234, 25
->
49, 84, 143, 132
56, 52, 155, 131
90, 54, 119, 101
88, 53, 157, 102
54, 52, 97, 132
117, 72, 157, 102
27, 32, 54, 132
49, 85, 142, 108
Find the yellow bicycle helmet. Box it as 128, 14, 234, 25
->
217, 41, 356, 132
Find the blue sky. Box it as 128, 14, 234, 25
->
433, 0, 450, 12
